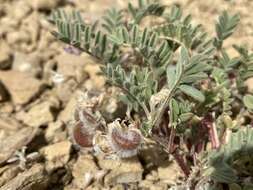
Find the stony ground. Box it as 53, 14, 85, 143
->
0, 0, 253, 190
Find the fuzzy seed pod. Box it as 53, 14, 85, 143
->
108, 121, 142, 158
74, 109, 99, 128
71, 121, 95, 148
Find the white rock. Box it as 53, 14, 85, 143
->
12, 52, 42, 77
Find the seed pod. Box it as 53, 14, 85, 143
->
108, 121, 142, 158
74, 109, 99, 128
71, 121, 94, 148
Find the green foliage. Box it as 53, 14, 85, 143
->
207, 127, 253, 185
128, 0, 165, 24
156, 5, 214, 54
50, 9, 118, 63
51, 2, 253, 189
233, 44, 253, 80
214, 11, 240, 49
102, 8, 124, 33
104, 64, 157, 112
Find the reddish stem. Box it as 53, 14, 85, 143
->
202, 114, 220, 149
168, 127, 176, 153
172, 150, 190, 177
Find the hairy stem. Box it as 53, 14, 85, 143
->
173, 150, 190, 177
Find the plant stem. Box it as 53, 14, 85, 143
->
151, 70, 183, 128
173, 150, 190, 177
202, 114, 220, 149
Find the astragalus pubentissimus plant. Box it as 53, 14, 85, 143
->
50, 1, 253, 189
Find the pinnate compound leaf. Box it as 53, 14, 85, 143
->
179, 85, 205, 102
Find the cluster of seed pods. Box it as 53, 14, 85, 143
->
70, 94, 142, 158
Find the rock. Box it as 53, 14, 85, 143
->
31, 0, 62, 10
45, 121, 67, 143
12, 52, 42, 77
97, 156, 143, 186
0, 102, 14, 115
0, 17, 19, 33
157, 161, 183, 186
11, 1, 31, 20
0, 117, 22, 134
41, 140, 72, 172
54, 79, 79, 104
83, 57, 106, 89
0, 70, 44, 105
0, 164, 49, 190
72, 154, 99, 189
138, 140, 168, 171
110, 184, 125, 190
0, 82, 8, 102
0, 164, 20, 187
21, 12, 41, 45
0, 126, 37, 164
56, 52, 87, 81
16, 101, 56, 128
139, 180, 153, 190
43, 59, 57, 83
0, 42, 12, 69
145, 170, 159, 182
6, 30, 30, 46
139, 180, 168, 190
58, 91, 79, 123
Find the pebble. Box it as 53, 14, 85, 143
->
16, 101, 56, 128
41, 140, 72, 172
11, 1, 31, 20
0, 42, 12, 69
31, 0, 62, 10
97, 155, 143, 186
72, 154, 99, 189
12, 52, 42, 77
56, 52, 87, 82
157, 161, 183, 186
45, 121, 67, 143
0, 70, 44, 105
